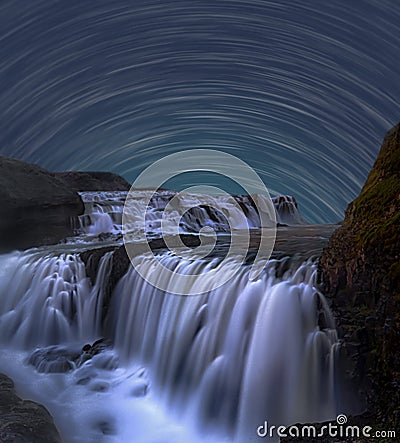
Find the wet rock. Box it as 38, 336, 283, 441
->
90, 352, 119, 371
75, 338, 118, 370
74, 365, 99, 386
28, 346, 79, 373
80, 338, 113, 359
0, 156, 130, 251
0, 373, 61, 443
80, 246, 131, 323
76, 376, 91, 386
28, 339, 116, 374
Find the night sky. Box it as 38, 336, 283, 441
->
0, 0, 399, 223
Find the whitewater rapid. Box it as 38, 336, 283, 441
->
77, 190, 304, 238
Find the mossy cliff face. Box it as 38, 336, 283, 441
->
319, 124, 400, 426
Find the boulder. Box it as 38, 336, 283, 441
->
319, 123, 400, 427
0, 373, 61, 443
0, 156, 84, 251
27, 339, 115, 374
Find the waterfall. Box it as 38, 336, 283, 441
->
76, 191, 305, 238
108, 254, 339, 440
0, 189, 352, 442
273, 195, 305, 225
0, 246, 343, 442
0, 250, 113, 348
78, 191, 126, 236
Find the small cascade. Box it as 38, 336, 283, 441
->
273, 195, 305, 225
0, 250, 113, 348
78, 191, 127, 236
108, 254, 340, 439
76, 191, 305, 238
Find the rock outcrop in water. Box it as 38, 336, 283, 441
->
0, 156, 84, 251
319, 123, 400, 427
0, 373, 61, 443
0, 156, 131, 251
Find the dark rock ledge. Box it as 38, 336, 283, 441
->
0, 373, 61, 443
0, 155, 130, 252
53, 171, 130, 193
0, 156, 84, 252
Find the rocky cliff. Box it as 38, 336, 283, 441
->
53, 171, 130, 192
319, 124, 400, 427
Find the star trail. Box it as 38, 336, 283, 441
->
0, 0, 399, 223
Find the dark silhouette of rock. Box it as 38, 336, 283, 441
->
28, 346, 80, 373
0, 156, 84, 251
0, 373, 61, 443
319, 123, 400, 428
80, 245, 130, 324
27, 339, 115, 374
0, 156, 130, 251
54, 171, 130, 192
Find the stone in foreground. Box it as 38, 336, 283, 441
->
0, 373, 61, 443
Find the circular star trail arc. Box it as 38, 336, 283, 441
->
0, 0, 399, 223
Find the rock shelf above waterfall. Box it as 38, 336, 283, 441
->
53, 171, 131, 192
0, 155, 131, 251
0, 156, 84, 251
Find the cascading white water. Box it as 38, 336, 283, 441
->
0, 246, 343, 442
78, 191, 127, 236
0, 250, 113, 347
108, 254, 340, 441
273, 195, 305, 225
77, 191, 305, 238
0, 248, 209, 443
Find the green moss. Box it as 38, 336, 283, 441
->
353, 174, 400, 249
350, 128, 400, 252
323, 127, 400, 434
